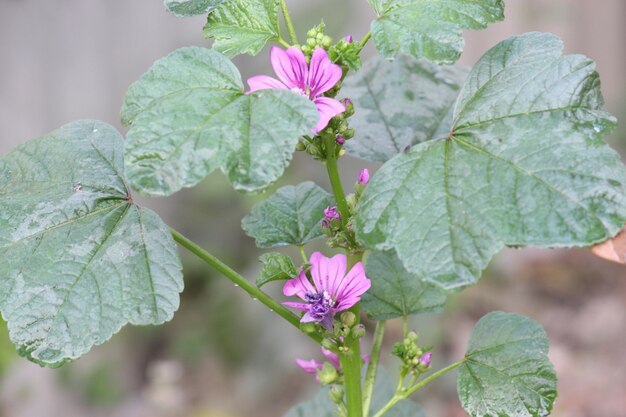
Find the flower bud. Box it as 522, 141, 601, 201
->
300, 322, 318, 333
417, 352, 432, 371
357, 168, 370, 185
321, 338, 336, 351
329, 385, 344, 404
336, 136, 346, 145
342, 98, 354, 117
322, 35, 333, 49
318, 362, 339, 385
345, 35, 354, 44
324, 206, 341, 221
340, 311, 356, 327
407, 331, 419, 343
351, 324, 366, 339
307, 38, 317, 47
344, 128, 355, 139
295, 140, 308, 152
307, 28, 317, 37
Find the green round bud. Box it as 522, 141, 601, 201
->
301, 45, 312, 54
344, 128, 355, 139
322, 35, 333, 49
351, 324, 366, 339
340, 311, 356, 327
408, 331, 419, 342
329, 385, 344, 404
300, 322, 317, 333
295, 140, 308, 152
318, 362, 339, 385
307, 28, 317, 37
307, 38, 317, 47
321, 338, 336, 350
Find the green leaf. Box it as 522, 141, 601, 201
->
458, 312, 557, 417
256, 252, 297, 287
328, 41, 362, 72
242, 182, 333, 247
343, 55, 468, 163
361, 251, 448, 320
164, 0, 226, 17
121, 47, 318, 196
0, 120, 184, 367
368, 0, 504, 63
356, 32, 626, 289
284, 369, 424, 417
203, 0, 280, 58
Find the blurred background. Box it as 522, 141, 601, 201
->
1, 1, 625, 416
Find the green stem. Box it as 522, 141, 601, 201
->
403, 359, 465, 397
362, 321, 386, 417
280, 0, 298, 45
341, 304, 364, 417
170, 228, 322, 344
298, 245, 308, 264
324, 136, 350, 224
277, 37, 291, 48
358, 31, 371, 50
371, 360, 465, 417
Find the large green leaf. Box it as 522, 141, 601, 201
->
164, 0, 226, 17
284, 369, 424, 417
242, 182, 333, 247
458, 312, 557, 417
256, 252, 298, 287
356, 32, 626, 289
121, 47, 318, 196
368, 0, 504, 63
0, 120, 183, 366
343, 55, 468, 163
361, 251, 448, 320
203, 0, 280, 57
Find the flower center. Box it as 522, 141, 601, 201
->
304, 290, 333, 321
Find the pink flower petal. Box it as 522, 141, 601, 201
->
313, 97, 345, 132
295, 358, 323, 375
334, 262, 371, 311
283, 269, 315, 299
308, 48, 343, 97
247, 75, 287, 93
310, 252, 347, 298
322, 348, 341, 370
283, 301, 309, 311
270, 46, 308, 91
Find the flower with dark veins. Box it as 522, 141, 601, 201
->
247, 47, 345, 132
283, 252, 370, 331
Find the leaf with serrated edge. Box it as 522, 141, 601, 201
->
361, 251, 448, 320
164, 0, 226, 17
122, 47, 318, 196
0, 120, 183, 366
356, 32, 626, 289
368, 0, 504, 63
458, 312, 557, 417
343, 55, 468, 163
242, 182, 333, 248
257, 252, 297, 287
203, 0, 280, 58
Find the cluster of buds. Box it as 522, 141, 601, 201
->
301, 22, 332, 57
392, 331, 433, 375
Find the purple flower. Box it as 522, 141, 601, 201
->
247, 47, 345, 132
283, 252, 371, 331
357, 168, 370, 185
324, 206, 341, 221
296, 345, 369, 382
418, 352, 432, 368
336, 136, 346, 145
345, 35, 354, 44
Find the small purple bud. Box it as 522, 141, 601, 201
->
336, 136, 346, 145
345, 35, 353, 44
324, 206, 341, 221
322, 219, 330, 228
342, 98, 352, 107
418, 352, 432, 368
357, 168, 370, 185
